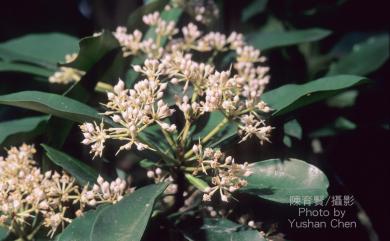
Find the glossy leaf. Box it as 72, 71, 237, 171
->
0, 61, 52, 77
42, 144, 98, 185
262, 75, 368, 116
62, 31, 121, 71
0, 91, 101, 123
0, 33, 78, 68
284, 119, 302, 139
56, 204, 110, 241
190, 219, 266, 241
327, 34, 389, 76
90, 183, 168, 241
241, 158, 329, 204
248, 28, 331, 50
0, 115, 49, 145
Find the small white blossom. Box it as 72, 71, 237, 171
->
49, 53, 84, 84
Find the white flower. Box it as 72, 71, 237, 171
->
182, 23, 201, 44
193, 145, 252, 202
80, 121, 108, 158
49, 53, 84, 84
239, 115, 273, 144
113, 27, 143, 57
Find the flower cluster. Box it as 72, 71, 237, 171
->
0, 144, 131, 237
112, 11, 179, 58
191, 144, 252, 202
113, 27, 143, 57
49, 53, 84, 84
80, 9, 272, 203
80, 77, 175, 158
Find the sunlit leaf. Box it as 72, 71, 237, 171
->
241, 158, 329, 204
0, 33, 78, 68
0, 91, 101, 123
262, 75, 368, 116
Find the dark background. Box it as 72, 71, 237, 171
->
1, 1, 388, 241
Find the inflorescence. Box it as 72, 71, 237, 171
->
0, 144, 131, 237
80, 12, 272, 202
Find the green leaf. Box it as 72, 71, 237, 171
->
139, 159, 158, 168
241, 158, 329, 204
241, 0, 268, 22
284, 119, 302, 139
90, 183, 168, 241
283, 135, 292, 147
56, 204, 110, 241
42, 144, 98, 185
0, 226, 9, 241
327, 34, 389, 76
334, 116, 356, 130
62, 31, 121, 71
309, 117, 356, 138
191, 111, 237, 148
192, 111, 225, 141
0, 33, 78, 68
209, 123, 238, 148
262, 75, 368, 116
0, 61, 52, 77
185, 173, 209, 192
248, 28, 331, 50
0, 115, 49, 145
326, 90, 359, 108
0, 91, 101, 123
163, 82, 193, 106
141, 124, 171, 152
191, 219, 266, 241
126, 56, 145, 88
